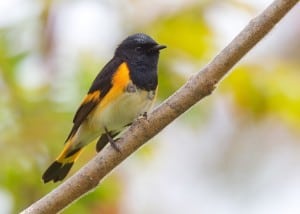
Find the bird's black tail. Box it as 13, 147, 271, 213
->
42, 161, 74, 183
42, 144, 82, 183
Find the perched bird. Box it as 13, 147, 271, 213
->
42, 33, 166, 183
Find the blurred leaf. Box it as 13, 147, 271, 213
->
147, 6, 215, 60
156, 61, 186, 100
220, 63, 300, 128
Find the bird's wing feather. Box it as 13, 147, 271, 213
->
65, 57, 124, 142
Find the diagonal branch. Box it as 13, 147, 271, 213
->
21, 0, 299, 213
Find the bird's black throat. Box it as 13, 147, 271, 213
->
127, 56, 159, 91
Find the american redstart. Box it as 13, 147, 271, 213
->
42, 33, 166, 183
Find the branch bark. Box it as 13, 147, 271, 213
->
21, 0, 299, 213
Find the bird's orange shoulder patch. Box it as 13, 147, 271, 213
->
99, 62, 131, 108
112, 62, 130, 88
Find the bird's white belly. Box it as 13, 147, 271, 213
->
91, 88, 154, 132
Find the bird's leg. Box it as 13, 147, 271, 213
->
142, 111, 148, 119
104, 127, 121, 153
137, 111, 147, 120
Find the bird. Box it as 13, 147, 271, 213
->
42, 33, 166, 183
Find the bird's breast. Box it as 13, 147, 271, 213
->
89, 84, 156, 132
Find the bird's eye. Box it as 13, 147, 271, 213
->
135, 46, 142, 52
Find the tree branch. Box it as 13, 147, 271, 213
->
21, 0, 299, 213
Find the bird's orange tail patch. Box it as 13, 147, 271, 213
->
57, 140, 83, 164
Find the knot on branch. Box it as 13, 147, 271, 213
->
201, 79, 217, 96
187, 74, 217, 100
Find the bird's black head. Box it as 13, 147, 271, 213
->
115, 33, 166, 91
115, 33, 166, 61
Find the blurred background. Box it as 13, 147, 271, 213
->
0, 0, 299, 213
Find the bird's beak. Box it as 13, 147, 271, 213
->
149, 44, 167, 52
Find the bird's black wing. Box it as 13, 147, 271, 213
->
65, 57, 123, 142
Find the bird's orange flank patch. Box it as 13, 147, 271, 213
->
81, 90, 100, 105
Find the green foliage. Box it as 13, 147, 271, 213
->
148, 7, 215, 60
220, 63, 300, 127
